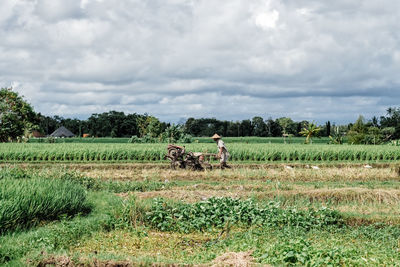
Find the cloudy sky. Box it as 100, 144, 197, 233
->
1, 0, 400, 124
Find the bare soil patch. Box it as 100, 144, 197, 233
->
209, 251, 258, 267
36, 255, 75, 267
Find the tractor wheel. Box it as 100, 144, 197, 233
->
170, 160, 181, 170
168, 148, 179, 159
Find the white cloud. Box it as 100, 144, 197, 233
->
0, 0, 399, 123
254, 10, 279, 30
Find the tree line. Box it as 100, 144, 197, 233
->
38, 114, 328, 138
2, 87, 400, 144
184, 117, 332, 137
37, 111, 170, 138
35, 108, 400, 144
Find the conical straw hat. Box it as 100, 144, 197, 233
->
211, 134, 221, 139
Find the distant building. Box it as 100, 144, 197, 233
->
50, 126, 75, 138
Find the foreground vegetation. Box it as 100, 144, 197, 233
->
0, 175, 91, 234
2, 143, 400, 163
1, 164, 400, 266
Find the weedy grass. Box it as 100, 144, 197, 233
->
69, 229, 218, 265
0, 191, 131, 265
0, 176, 92, 235
68, 219, 400, 266
251, 226, 400, 266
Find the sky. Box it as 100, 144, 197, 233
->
1, 0, 400, 124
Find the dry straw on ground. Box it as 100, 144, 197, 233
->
209, 251, 257, 267
131, 187, 400, 204
79, 166, 399, 182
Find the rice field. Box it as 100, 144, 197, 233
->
1, 143, 400, 162
1, 140, 400, 266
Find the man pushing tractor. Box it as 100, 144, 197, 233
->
165, 133, 231, 170
211, 133, 231, 169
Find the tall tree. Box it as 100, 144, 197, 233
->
265, 118, 281, 137
325, 121, 331, 137
252, 116, 266, 137
37, 114, 60, 135
347, 115, 367, 144
277, 117, 296, 135
240, 120, 253, 136
226, 121, 241, 137
371, 116, 379, 127
380, 107, 400, 139
184, 118, 200, 136
0, 88, 37, 142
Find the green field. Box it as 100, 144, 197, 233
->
1, 142, 399, 163
1, 164, 400, 266
1, 141, 400, 266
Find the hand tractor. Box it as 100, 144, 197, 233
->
165, 144, 215, 171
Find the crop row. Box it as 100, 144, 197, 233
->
1, 143, 400, 162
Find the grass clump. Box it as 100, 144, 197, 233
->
0, 192, 129, 265
0, 177, 92, 234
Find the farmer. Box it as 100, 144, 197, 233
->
211, 134, 231, 169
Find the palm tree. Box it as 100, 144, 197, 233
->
299, 122, 321, 144
329, 126, 344, 144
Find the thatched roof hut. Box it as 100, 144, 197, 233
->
50, 126, 75, 138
